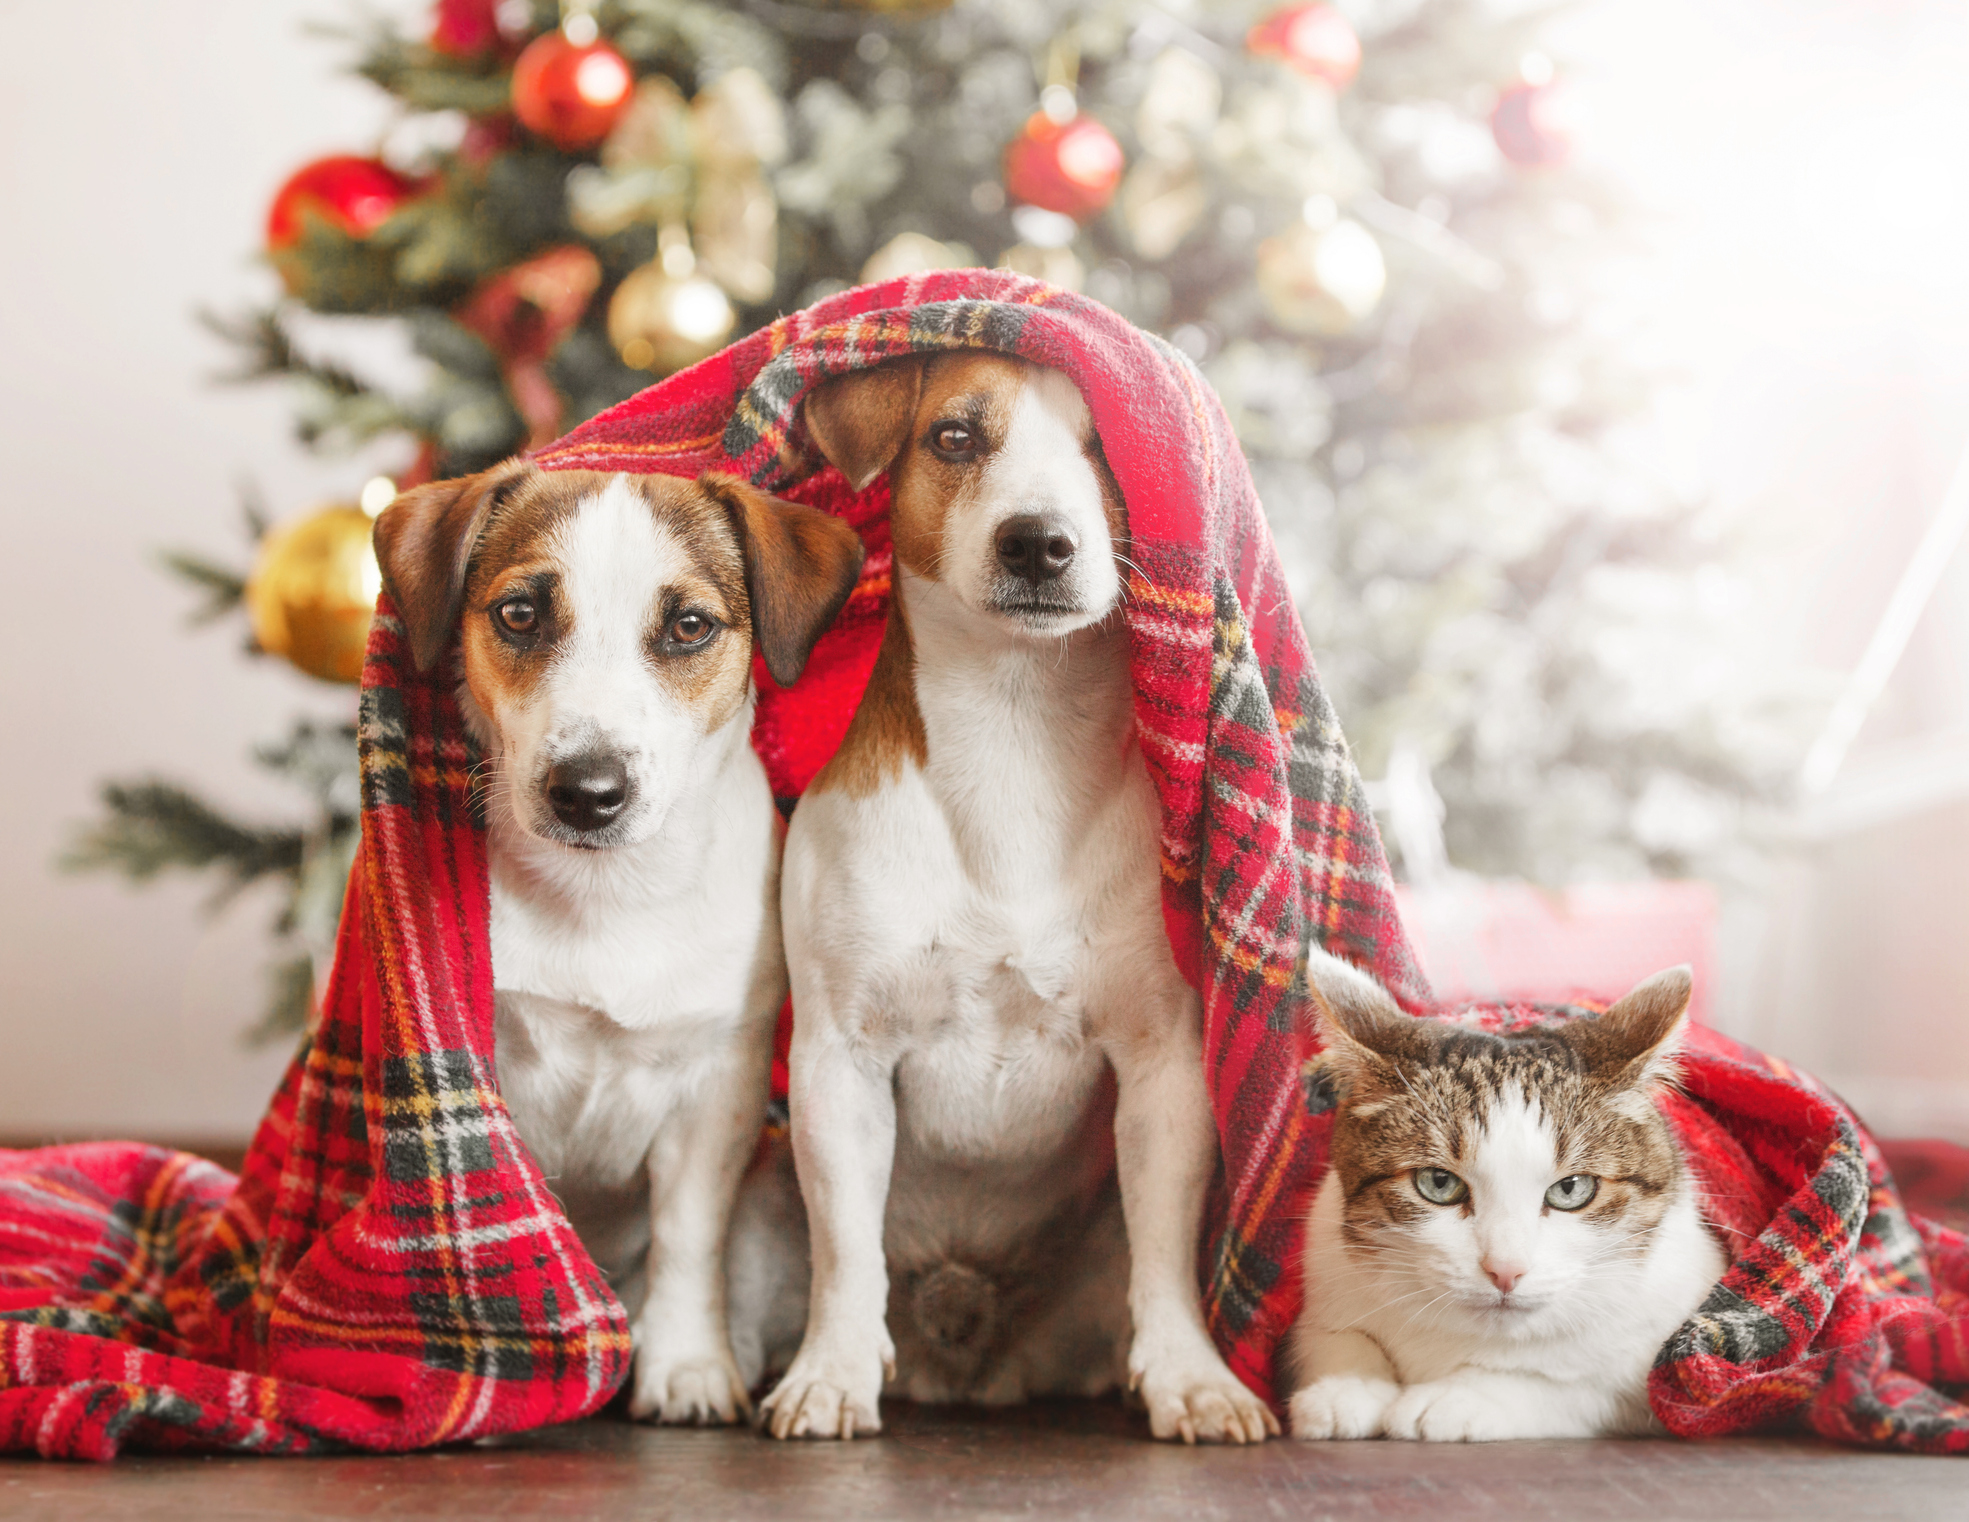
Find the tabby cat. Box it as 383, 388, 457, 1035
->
1288, 952, 1725, 1442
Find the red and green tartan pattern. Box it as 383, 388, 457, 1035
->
4, 272, 1965, 1455
1652, 1028, 1969, 1450
0, 610, 633, 1459
1424, 1000, 1969, 1451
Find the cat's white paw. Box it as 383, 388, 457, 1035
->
628, 1345, 750, 1426
1288, 1375, 1398, 1440
759, 1341, 890, 1440
1135, 1353, 1279, 1444
1383, 1380, 1542, 1442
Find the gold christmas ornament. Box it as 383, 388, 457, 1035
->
684, 72, 785, 304
605, 77, 694, 171
1256, 216, 1385, 336
609, 228, 737, 373
246, 499, 385, 684
860, 231, 975, 285
573, 71, 785, 305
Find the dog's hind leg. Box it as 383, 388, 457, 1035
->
725, 1132, 810, 1392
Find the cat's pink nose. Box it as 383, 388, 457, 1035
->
1484, 1260, 1525, 1294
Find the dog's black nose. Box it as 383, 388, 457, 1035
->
545, 751, 632, 833
995, 515, 1078, 586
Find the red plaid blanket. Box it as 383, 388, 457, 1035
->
4, 271, 1965, 1456
1442, 1003, 1969, 1451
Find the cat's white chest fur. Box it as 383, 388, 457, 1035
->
1289, 1081, 1727, 1442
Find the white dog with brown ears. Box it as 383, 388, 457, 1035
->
755, 353, 1278, 1444
374, 461, 863, 1426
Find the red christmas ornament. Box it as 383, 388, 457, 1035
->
1002, 112, 1124, 222
266, 156, 424, 250
510, 30, 634, 151
1247, 3, 1362, 90
1491, 81, 1576, 167
429, 0, 500, 57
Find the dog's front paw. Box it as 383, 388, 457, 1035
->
1133, 1348, 1279, 1445
629, 1346, 751, 1426
759, 1343, 889, 1440
1383, 1380, 1533, 1443
1288, 1375, 1398, 1440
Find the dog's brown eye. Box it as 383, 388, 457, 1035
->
496, 599, 538, 635
930, 421, 976, 459
669, 612, 714, 645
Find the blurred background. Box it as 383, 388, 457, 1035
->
3, 0, 1966, 1144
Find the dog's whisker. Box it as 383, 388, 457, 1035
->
1112, 551, 1156, 593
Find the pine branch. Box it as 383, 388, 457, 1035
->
255, 721, 362, 821
200, 307, 366, 397
157, 550, 248, 625
64, 782, 305, 891
245, 954, 317, 1048
348, 24, 515, 116
238, 476, 272, 541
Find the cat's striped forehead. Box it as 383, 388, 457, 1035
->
1328, 1021, 1679, 1201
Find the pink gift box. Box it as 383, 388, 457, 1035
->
1394, 880, 1717, 1024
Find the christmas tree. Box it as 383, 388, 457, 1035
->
70, 0, 1799, 1037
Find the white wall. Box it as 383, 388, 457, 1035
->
0, 2, 405, 1137
1726, 335, 1969, 1141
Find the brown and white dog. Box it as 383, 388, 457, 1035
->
374, 462, 863, 1425
753, 354, 1277, 1443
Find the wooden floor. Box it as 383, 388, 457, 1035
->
4, 1400, 1963, 1522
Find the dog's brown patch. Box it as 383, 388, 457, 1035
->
799, 354, 1127, 799
886, 354, 1026, 583
373, 456, 532, 672
806, 353, 1122, 585
1084, 426, 1129, 552
632, 479, 755, 728
802, 358, 924, 493
809, 596, 927, 797
698, 472, 867, 689
380, 463, 862, 735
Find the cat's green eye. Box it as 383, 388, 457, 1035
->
1413, 1167, 1469, 1206
1545, 1174, 1599, 1211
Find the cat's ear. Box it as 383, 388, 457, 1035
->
1305, 950, 1419, 1071
1576, 964, 1694, 1088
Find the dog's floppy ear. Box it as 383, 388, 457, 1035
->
699, 472, 866, 688
372, 457, 532, 673
802, 358, 924, 491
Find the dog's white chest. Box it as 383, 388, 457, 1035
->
494, 988, 700, 1193
489, 872, 765, 1038
801, 738, 1172, 1166
485, 749, 782, 1238
892, 884, 1110, 1158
